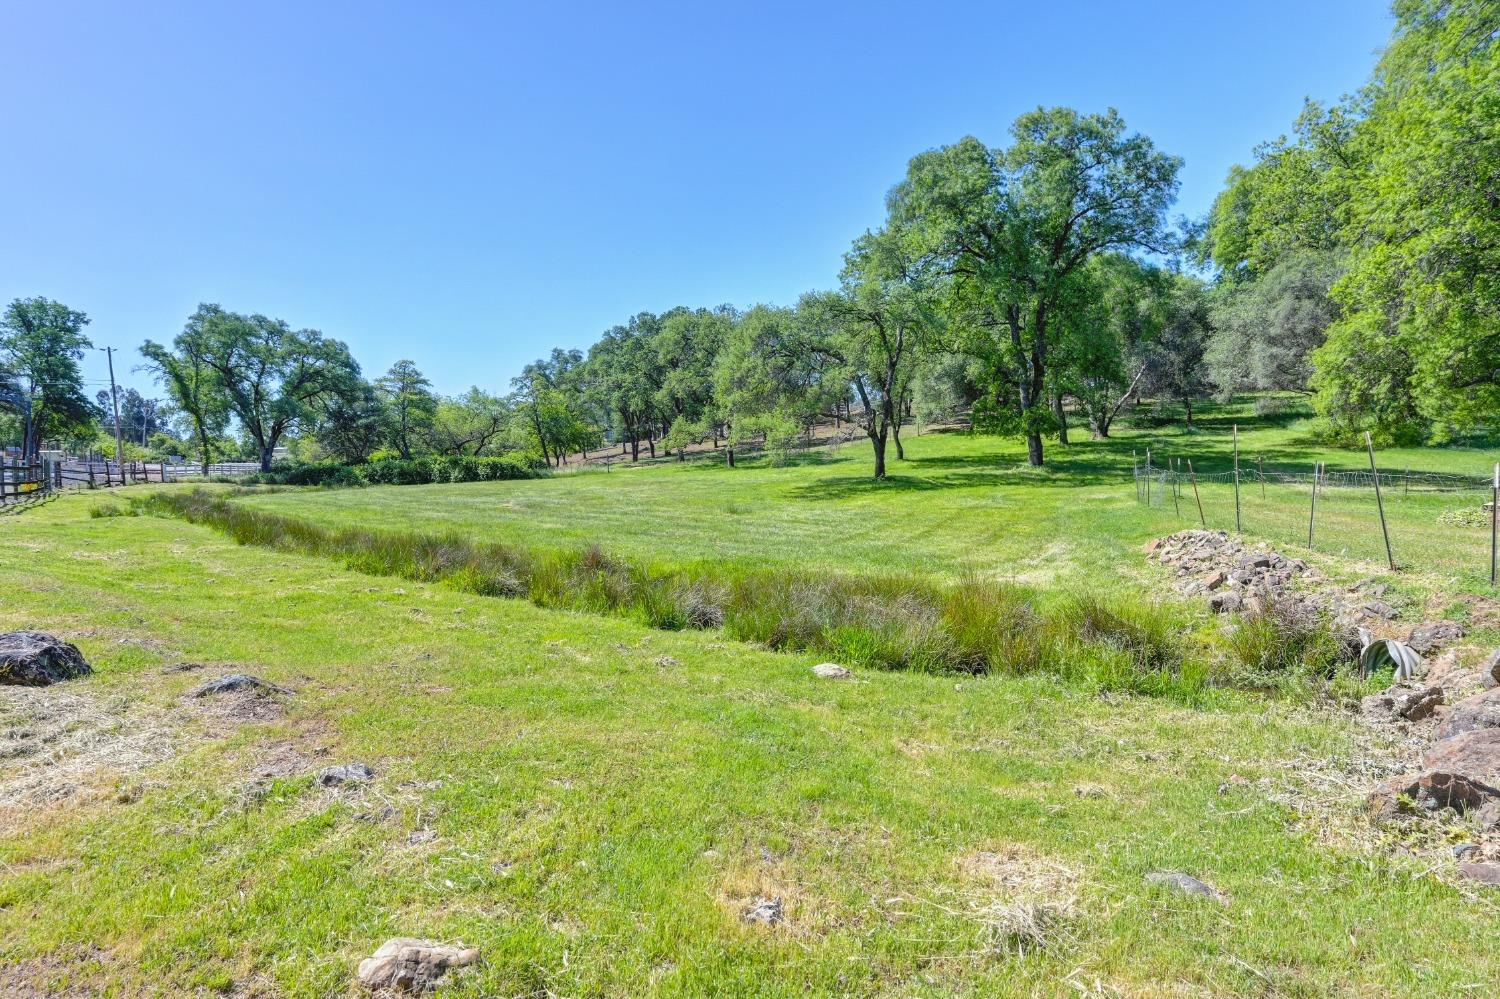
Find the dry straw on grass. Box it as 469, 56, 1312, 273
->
0, 686, 174, 816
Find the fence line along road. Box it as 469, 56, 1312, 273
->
1133, 448, 1500, 587
1, 457, 260, 506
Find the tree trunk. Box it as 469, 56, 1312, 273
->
647, 436, 655, 459
892, 420, 905, 460
871, 430, 888, 479
1026, 433, 1044, 466
1053, 395, 1069, 445
259, 447, 274, 472
631, 437, 639, 461
1184, 397, 1194, 430
727, 447, 735, 468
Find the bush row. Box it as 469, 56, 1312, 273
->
243, 453, 545, 488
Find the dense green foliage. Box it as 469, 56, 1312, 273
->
243, 452, 543, 487
1203, 0, 1499, 442
0, 297, 96, 457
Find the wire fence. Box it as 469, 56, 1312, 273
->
1133, 436, 1500, 588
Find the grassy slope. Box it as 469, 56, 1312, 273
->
239, 399, 1500, 594
2, 497, 1498, 996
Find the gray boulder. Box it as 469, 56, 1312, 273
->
0, 631, 92, 686
1144, 870, 1226, 904
357, 938, 479, 993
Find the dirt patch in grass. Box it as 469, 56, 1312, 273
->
0, 947, 111, 998
186, 684, 290, 730
0, 686, 174, 821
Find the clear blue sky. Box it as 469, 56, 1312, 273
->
2, 0, 1393, 398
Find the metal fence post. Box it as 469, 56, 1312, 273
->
1187, 459, 1206, 528
1232, 424, 1241, 533
1365, 432, 1396, 571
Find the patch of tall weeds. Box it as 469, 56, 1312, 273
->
134, 489, 1218, 696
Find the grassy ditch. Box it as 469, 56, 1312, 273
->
129, 489, 1354, 698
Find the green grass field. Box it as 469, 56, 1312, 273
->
4, 400, 1500, 996
3, 495, 1498, 997
238, 399, 1500, 595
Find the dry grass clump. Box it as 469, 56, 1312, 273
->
950, 846, 1082, 957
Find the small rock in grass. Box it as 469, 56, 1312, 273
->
1209, 591, 1242, 614
192, 673, 288, 697
1485, 649, 1500, 687
1144, 870, 1225, 904
318, 762, 375, 786
1406, 620, 1465, 655
1452, 843, 1478, 860
811, 663, 852, 679
356, 938, 480, 993
407, 829, 437, 845
1458, 862, 1500, 887
0, 631, 92, 686
742, 896, 783, 925
653, 655, 682, 668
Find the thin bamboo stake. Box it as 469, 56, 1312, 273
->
1308, 461, 1321, 548
1146, 448, 1152, 507
1232, 424, 1241, 533
1188, 459, 1206, 528
1133, 449, 1140, 503
1169, 457, 1181, 517
1365, 431, 1395, 571
1258, 456, 1266, 499
1491, 462, 1498, 587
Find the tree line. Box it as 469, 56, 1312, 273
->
4, 2, 1491, 477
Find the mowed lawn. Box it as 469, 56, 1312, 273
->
240, 401, 1500, 594
2, 497, 1497, 996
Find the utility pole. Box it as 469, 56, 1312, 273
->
103, 346, 125, 467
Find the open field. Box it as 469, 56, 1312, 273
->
237, 399, 1500, 596
4, 494, 1500, 997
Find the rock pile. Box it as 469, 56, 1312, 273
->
1145, 530, 1400, 634
1365, 651, 1500, 884
1145, 530, 1500, 886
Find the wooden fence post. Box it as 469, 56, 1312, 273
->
1169, 458, 1181, 517
1258, 456, 1266, 499
1187, 459, 1206, 528
1365, 431, 1396, 571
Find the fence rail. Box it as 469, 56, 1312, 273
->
0, 456, 259, 507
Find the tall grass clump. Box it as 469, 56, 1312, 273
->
134, 489, 1217, 696
1221, 591, 1351, 695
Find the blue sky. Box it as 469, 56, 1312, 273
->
2, 0, 1393, 397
